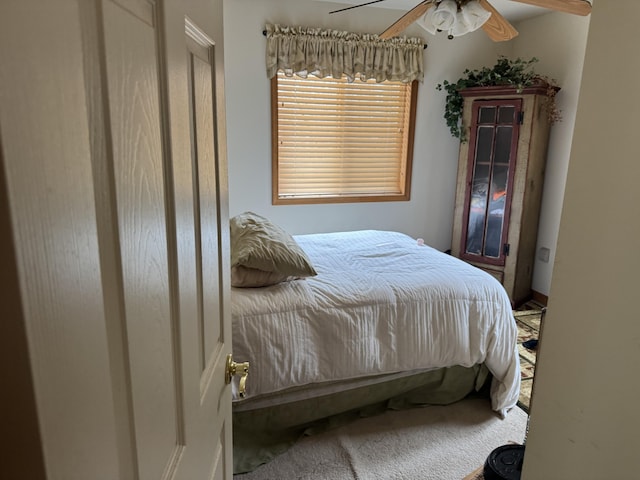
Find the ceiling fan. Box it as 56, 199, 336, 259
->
330, 0, 592, 42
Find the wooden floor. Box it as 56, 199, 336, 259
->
462, 464, 485, 480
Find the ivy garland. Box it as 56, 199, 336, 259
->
436, 56, 561, 141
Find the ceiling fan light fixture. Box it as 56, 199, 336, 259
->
450, 10, 471, 36
417, 0, 491, 38
431, 0, 458, 31
461, 0, 491, 32
416, 6, 439, 34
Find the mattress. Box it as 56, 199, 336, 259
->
231, 230, 520, 417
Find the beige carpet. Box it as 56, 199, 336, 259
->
233, 398, 528, 480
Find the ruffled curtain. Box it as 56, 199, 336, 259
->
265, 24, 425, 83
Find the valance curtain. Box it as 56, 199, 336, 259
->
265, 23, 425, 83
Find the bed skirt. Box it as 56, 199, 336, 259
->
233, 363, 491, 474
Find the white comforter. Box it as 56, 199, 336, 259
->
231, 230, 520, 417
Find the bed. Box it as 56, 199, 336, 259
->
229, 214, 520, 473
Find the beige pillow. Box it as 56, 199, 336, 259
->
230, 212, 317, 287
230, 265, 294, 288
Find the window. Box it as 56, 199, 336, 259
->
272, 72, 418, 205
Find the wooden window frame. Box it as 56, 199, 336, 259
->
271, 73, 418, 205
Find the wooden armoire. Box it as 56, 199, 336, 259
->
451, 84, 556, 307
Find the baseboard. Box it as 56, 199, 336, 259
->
531, 290, 548, 306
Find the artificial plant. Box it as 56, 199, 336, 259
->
436, 56, 560, 141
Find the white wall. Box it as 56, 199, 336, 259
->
522, 2, 640, 478
511, 13, 590, 295
223, 0, 503, 250
223, 0, 588, 295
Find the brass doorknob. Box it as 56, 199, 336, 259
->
225, 354, 250, 398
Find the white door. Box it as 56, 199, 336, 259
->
0, 0, 234, 478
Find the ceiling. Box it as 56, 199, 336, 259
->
311, 0, 550, 22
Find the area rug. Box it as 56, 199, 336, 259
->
514, 302, 544, 412
233, 397, 528, 480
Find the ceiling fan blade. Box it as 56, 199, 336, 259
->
379, 1, 434, 40
509, 0, 592, 16
479, 0, 519, 42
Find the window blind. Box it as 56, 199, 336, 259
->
273, 72, 416, 204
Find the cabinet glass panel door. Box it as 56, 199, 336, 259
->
463, 99, 522, 266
